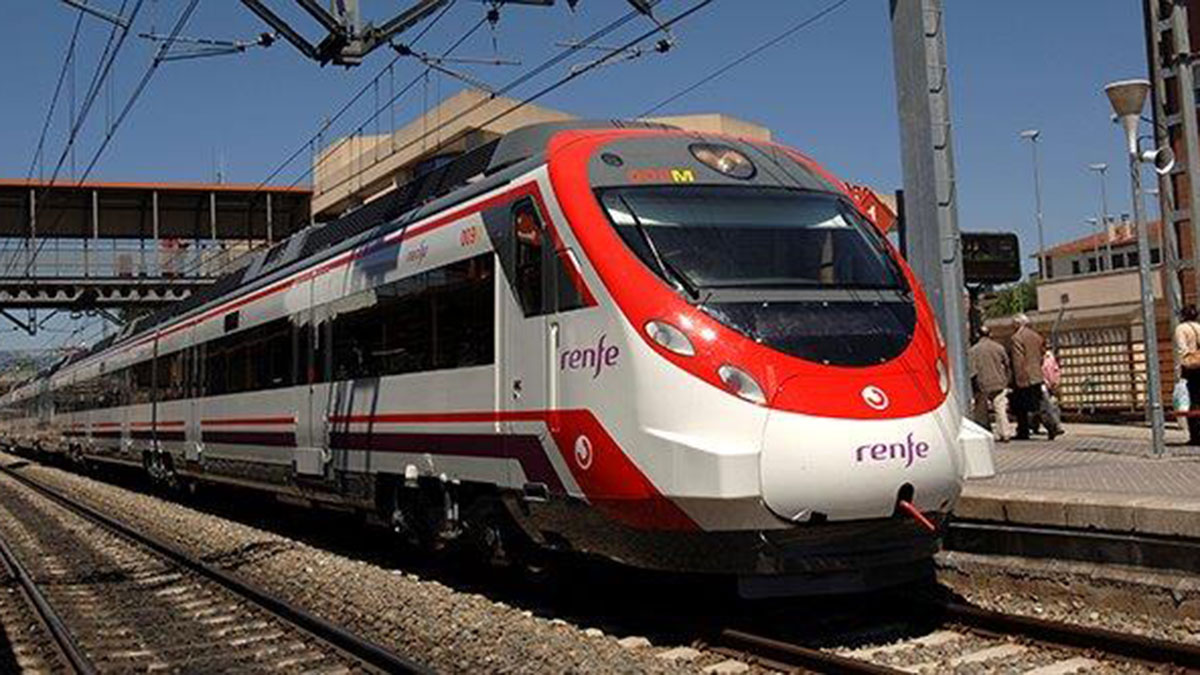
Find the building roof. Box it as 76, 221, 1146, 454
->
1041, 221, 1162, 258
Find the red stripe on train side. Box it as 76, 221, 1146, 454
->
330, 408, 694, 531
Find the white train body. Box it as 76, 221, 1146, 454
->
0, 123, 993, 595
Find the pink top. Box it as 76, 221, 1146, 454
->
1042, 351, 1061, 388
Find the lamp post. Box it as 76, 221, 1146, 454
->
1089, 162, 1112, 271
1105, 79, 1171, 457
1020, 129, 1047, 280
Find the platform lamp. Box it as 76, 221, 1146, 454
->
1105, 79, 1174, 457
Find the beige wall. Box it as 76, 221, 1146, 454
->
1036, 267, 1163, 312
312, 89, 574, 219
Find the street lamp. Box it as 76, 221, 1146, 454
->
1105, 79, 1172, 457
1089, 162, 1112, 271
1020, 129, 1046, 280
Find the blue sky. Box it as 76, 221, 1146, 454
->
0, 1, 1150, 350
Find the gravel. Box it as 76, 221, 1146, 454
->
0, 453, 748, 674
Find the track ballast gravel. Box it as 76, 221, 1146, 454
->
0, 453, 724, 674
0, 469, 377, 673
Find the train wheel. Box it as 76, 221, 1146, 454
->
462, 499, 513, 567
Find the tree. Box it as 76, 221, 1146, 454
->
984, 280, 1037, 319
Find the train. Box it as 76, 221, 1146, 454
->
0, 121, 994, 597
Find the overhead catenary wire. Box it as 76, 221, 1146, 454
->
188, 0, 713, 284
28, 9, 87, 182
20, 0, 201, 278
166, 0, 467, 282
637, 0, 853, 117
3, 0, 143, 277
40, 0, 145, 193
304, 0, 682, 199
3, 1, 130, 272
74, 0, 201, 184
254, 0, 460, 191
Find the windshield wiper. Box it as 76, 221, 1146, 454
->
618, 195, 702, 301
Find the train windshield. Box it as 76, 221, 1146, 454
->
599, 185, 916, 366
600, 186, 905, 291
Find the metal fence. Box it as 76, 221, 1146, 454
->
1055, 325, 1145, 415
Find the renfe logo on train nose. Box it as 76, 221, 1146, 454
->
855, 433, 930, 468
560, 334, 619, 379
861, 385, 889, 410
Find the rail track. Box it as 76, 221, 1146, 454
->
5, 448, 1200, 674
0, 461, 429, 674
706, 596, 1200, 674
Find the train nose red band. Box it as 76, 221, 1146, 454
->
897, 500, 937, 533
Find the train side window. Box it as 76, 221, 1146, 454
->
513, 202, 544, 316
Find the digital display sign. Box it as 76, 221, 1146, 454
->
962, 232, 1021, 284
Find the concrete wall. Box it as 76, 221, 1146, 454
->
1036, 267, 1164, 312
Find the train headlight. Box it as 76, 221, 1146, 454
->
689, 143, 756, 179
937, 358, 949, 394
645, 320, 695, 356
717, 364, 767, 405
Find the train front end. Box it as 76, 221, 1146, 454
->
542, 127, 994, 596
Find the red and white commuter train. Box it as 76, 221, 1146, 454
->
0, 122, 993, 596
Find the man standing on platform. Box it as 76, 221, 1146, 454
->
968, 325, 1013, 442
1009, 313, 1047, 440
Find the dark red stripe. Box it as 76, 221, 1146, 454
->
201, 431, 296, 447
329, 431, 564, 494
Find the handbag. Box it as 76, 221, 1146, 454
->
1185, 323, 1200, 369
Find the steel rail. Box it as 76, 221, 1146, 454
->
936, 599, 1200, 669
720, 594, 1200, 674
0, 463, 431, 675
716, 629, 908, 675
0, 531, 96, 674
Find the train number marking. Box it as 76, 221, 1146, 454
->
574, 434, 593, 470
459, 225, 480, 247
626, 167, 695, 184
861, 385, 889, 411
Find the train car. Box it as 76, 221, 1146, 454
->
0, 121, 994, 596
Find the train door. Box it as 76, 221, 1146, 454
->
186, 335, 202, 465
295, 279, 331, 478
498, 199, 556, 487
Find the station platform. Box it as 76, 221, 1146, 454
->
949, 423, 1200, 571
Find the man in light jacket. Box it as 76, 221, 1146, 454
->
1008, 313, 1046, 440
968, 325, 1013, 441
